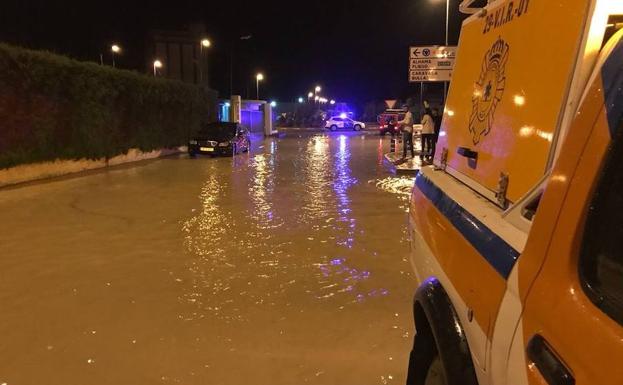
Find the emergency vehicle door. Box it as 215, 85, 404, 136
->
436, 0, 590, 206
519, 36, 623, 385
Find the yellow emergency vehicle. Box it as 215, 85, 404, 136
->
407, 1, 623, 384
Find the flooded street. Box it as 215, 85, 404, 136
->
0, 132, 417, 385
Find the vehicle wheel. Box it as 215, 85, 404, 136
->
330, 125, 338, 131
354, 124, 362, 131
424, 355, 447, 385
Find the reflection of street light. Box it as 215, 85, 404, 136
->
200, 38, 211, 84
256, 73, 264, 99
308, 92, 314, 99
153, 60, 163, 77
111, 45, 121, 68
330, 100, 336, 105
314, 96, 319, 102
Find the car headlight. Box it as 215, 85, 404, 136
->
218, 142, 231, 147
189, 140, 198, 145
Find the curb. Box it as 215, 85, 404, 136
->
383, 152, 421, 176
0, 146, 187, 189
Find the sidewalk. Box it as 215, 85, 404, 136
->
384, 152, 422, 175
383, 135, 426, 175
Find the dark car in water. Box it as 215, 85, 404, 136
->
188, 122, 251, 157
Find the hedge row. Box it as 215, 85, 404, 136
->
0, 43, 217, 169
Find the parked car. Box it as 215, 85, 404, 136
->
188, 122, 250, 157
325, 116, 365, 131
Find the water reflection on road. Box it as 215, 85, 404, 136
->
0, 131, 417, 385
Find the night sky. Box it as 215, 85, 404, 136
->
1, 0, 468, 105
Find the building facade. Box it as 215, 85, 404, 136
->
146, 24, 209, 85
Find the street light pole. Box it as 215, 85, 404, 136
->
256, 73, 264, 100
111, 45, 120, 68
153, 60, 163, 77
445, 0, 449, 47
200, 39, 211, 85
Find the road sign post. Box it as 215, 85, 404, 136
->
409, 46, 457, 104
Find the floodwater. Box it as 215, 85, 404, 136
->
0, 131, 417, 385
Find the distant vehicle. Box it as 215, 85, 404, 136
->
325, 115, 365, 131
188, 122, 251, 157
378, 109, 407, 136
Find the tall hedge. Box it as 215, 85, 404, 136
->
0, 43, 217, 169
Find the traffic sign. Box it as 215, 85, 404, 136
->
409, 46, 457, 83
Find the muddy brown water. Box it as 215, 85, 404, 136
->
0, 132, 417, 385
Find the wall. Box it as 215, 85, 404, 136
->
0, 43, 217, 171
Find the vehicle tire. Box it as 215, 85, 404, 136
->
354, 124, 362, 131
330, 125, 338, 131
406, 281, 479, 385
424, 355, 448, 385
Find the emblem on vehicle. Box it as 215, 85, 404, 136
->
469, 37, 509, 145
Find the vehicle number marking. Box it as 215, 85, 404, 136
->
483, 0, 530, 34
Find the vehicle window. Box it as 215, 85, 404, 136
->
579, 119, 623, 326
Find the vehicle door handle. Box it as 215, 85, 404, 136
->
526, 335, 575, 385
457, 147, 478, 159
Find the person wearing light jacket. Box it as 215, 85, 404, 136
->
421, 108, 435, 160
398, 108, 415, 159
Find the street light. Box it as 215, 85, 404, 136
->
298, 97, 304, 103
330, 100, 336, 105
111, 44, 121, 68
256, 73, 264, 100
315, 85, 321, 94
200, 38, 211, 85
153, 60, 163, 77
270, 101, 277, 108
308, 92, 314, 99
